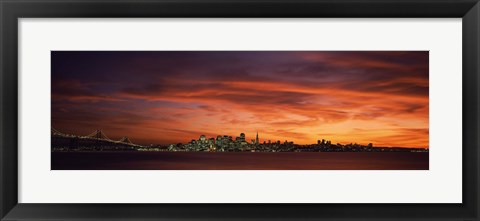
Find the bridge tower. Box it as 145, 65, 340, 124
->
119, 136, 133, 144
86, 130, 110, 140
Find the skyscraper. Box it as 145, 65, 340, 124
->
240, 133, 246, 142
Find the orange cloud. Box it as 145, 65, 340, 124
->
52, 51, 429, 147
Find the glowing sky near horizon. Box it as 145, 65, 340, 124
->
51, 51, 429, 147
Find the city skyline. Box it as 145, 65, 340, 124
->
51, 128, 428, 153
53, 127, 381, 147
52, 51, 429, 147
53, 128, 368, 146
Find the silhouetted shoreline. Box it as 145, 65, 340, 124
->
52, 129, 428, 153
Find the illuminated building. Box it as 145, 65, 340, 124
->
216, 135, 223, 147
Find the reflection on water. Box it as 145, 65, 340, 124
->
51, 152, 428, 170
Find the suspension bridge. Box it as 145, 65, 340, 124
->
51, 128, 143, 150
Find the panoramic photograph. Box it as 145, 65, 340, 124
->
51, 51, 429, 170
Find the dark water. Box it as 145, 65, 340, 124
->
51, 152, 428, 170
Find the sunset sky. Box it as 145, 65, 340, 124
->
51, 51, 429, 147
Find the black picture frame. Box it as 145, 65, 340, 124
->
1, 0, 479, 220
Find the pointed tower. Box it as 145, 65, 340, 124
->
256, 131, 259, 145
119, 136, 132, 144
86, 130, 110, 140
